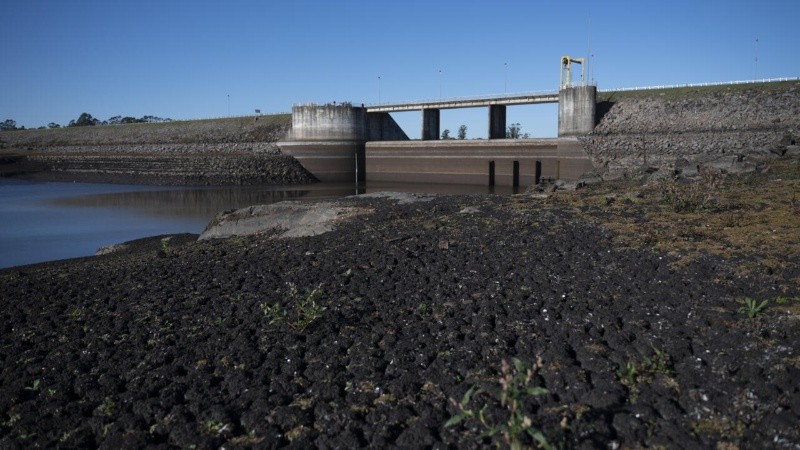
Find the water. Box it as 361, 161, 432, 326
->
0, 179, 516, 269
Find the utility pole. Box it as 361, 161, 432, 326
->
754, 38, 759, 80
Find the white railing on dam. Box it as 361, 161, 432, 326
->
600, 76, 799, 93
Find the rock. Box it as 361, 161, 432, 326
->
458, 206, 480, 214
199, 201, 372, 240
95, 243, 128, 255
354, 192, 436, 204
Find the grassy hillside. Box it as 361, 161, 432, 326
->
0, 114, 292, 148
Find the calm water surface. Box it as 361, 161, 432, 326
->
0, 179, 515, 269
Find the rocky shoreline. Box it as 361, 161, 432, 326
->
581, 81, 800, 178
0, 116, 318, 186
1, 156, 798, 448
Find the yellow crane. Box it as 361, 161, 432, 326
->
560, 56, 585, 89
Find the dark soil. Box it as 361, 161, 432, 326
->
1, 190, 799, 448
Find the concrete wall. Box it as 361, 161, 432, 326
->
558, 85, 597, 136
288, 104, 368, 141
365, 139, 593, 186
279, 140, 364, 183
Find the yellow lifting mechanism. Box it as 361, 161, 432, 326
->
560, 56, 585, 89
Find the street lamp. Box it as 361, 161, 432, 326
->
378, 76, 381, 104
438, 69, 443, 99
227, 94, 230, 116
754, 38, 759, 80
504, 62, 508, 93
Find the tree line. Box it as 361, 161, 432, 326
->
439, 123, 530, 140
0, 113, 172, 131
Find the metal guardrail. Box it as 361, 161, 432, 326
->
363, 90, 561, 108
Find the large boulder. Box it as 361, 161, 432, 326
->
199, 201, 372, 240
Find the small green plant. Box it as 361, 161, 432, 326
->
738, 297, 769, 318
201, 420, 230, 435
773, 296, 799, 305
261, 283, 326, 331
446, 358, 553, 450
617, 361, 638, 388
617, 347, 673, 402
642, 347, 672, 375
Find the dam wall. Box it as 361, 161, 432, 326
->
0, 115, 319, 185
280, 104, 408, 183
366, 139, 593, 186
581, 81, 800, 176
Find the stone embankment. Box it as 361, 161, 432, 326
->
0, 115, 317, 185
580, 81, 800, 178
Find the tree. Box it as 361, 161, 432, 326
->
1, 119, 17, 131
506, 123, 530, 139
48, 122, 61, 129
457, 124, 467, 140
68, 112, 99, 127
441, 129, 451, 139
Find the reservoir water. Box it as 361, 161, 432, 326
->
0, 178, 517, 269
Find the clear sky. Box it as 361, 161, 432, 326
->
2, 0, 798, 137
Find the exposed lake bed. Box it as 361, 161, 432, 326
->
1, 157, 798, 448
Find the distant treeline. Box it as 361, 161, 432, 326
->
1, 112, 173, 131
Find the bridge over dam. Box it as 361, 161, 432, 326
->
278, 84, 597, 187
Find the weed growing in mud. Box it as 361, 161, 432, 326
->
446, 357, 553, 450
261, 283, 326, 331
660, 167, 724, 213
738, 297, 770, 318
617, 347, 674, 402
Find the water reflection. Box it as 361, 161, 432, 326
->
48, 182, 519, 221
0, 179, 519, 269
49, 184, 360, 221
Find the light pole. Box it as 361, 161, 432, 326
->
504, 62, 508, 93
438, 69, 442, 99
754, 38, 759, 80
227, 94, 230, 116
378, 76, 381, 104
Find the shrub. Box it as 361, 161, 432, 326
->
661, 167, 724, 212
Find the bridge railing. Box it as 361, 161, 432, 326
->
363, 89, 561, 108
601, 77, 799, 93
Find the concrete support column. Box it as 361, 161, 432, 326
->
421, 108, 440, 140
488, 105, 507, 139
557, 85, 597, 136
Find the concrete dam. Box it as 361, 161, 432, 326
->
278, 84, 597, 187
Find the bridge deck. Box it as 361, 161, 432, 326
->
365, 92, 559, 112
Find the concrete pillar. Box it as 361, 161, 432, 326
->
488, 105, 506, 139
558, 85, 597, 136
421, 108, 440, 140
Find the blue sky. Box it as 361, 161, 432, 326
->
2, 0, 798, 137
